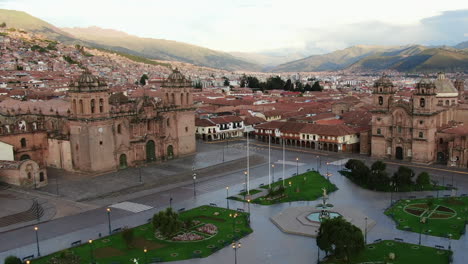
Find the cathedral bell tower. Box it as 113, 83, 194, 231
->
372, 76, 395, 112
68, 71, 116, 172
413, 78, 437, 114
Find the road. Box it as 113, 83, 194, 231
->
1, 140, 468, 264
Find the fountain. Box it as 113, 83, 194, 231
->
306, 188, 341, 222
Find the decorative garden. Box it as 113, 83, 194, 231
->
340, 159, 450, 192
30, 206, 252, 264
385, 197, 468, 239
229, 171, 337, 205
323, 240, 452, 264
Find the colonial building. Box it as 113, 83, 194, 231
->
195, 115, 244, 141
370, 73, 468, 167
0, 69, 196, 187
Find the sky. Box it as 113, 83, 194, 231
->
1, 0, 468, 55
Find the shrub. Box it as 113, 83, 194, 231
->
4, 256, 21, 264
416, 172, 431, 186
122, 228, 135, 248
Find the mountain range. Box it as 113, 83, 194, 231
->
1, 8, 468, 73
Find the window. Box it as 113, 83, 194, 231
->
445, 100, 449, 106
79, 99, 83, 114
377, 128, 381, 135
39, 172, 44, 182
99, 98, 104, 112
438, 100, 443, 105
378, 96, 383, 105
397, 126, 402, 133
99, 141, 103, 145
147, 121, 151, 131
167, 118, 170, 127
20, 138, 26, 148
439, 138, 443, 144
180, 93, 184, 105
419, 132, 423, 138
185, 126, 189, 132
421, 89, 425, 94
420, 98, 425, 107
27, 172, 31, 179
117, 124, 122, 134
419, 120, 424, 125
90, 99, 95, 113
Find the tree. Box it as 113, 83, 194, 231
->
317, 217, 365, 261
265, 76, 285, 90
0, 22, 6, 28
416, 172, 431, 186
369, 169, 390, 191
122, 228, 135, 248
311, 81, 323, 91
47, 250, 80, 264
152, 208, 183, 238
247, 76, 260, 88
371, 160, 386, 172
393, 166, 415, 188
140, 74, 149, 86
284, 79, 293, 91
223, 77, 230, 86
304, 83, 312, 91
295, 81, 304, 92
194, 81, 202, 89
4, 256, 21, 264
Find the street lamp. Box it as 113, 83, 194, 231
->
229, 213, 238, 239
193, 173, 197, 197
364, 217, 368, 244
106, 208, 112, 236
139, 167, 142, 183
316, 155, 321, 172
144, 248, 148, 264
169, 195, 173, 208
247, 199, 251, 224
226, 187, 230, 209
448, 234, 452, 251
232, 241, 241, 264
34, 226, 40, 257
296, 157, 299, 176
26, 261, 30, 264
89, 239, 94, 264
418, 219, 422, 245
272, 164, 275, 183
390, 181, 395, 207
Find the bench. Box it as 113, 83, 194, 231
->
147, 218, 152, 223
373, 239, 382, 243
278, 178, 283, 181
394, 238, 404, 242
209, 203, 217, 207
306, 169, 311, 172
409, 196, 416, 199
426, 195, 434, 198
22, 255, 34, 261
435, 245, 444, 249
259, 183, 265, 187
71, 240, 81, 247
237, 208, 245, 212
178, 208, 185, 212
112, 228, 122, 234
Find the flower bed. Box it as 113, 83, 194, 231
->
197, 224, 218, 235
172, 232, 204, 241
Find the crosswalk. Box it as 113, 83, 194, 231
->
110, 202, 153, 213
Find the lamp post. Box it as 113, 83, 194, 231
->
232, 241, 241, 264
139, 167, 142, 183
34, 226, 41, 257
26, 261, 30, 264
272, 164, 275, 183
316, 155, 321, 172
247, 199, 251, 224
418, 220, 422, 245
296, 157, 299, 176
192, 173, 197, 197
226, 187, 230, 209
144, 248, 148, 264
106, 208, 112, 236
55, 176, 59, 195
364, 217, 368, 244
390, 181, 395, 207
326, 162, 330, 176
316, 241, 320, 264
169, 195, 173, 208
89, 239, 94, 264
448, 234, 452, 251
229, 213, 238, 239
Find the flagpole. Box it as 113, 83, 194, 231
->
282, 139, 285, 187
247, 132, 250, 195
269, 135, 271, 188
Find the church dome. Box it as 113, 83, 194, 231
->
434, 72, 458, 97
374, 76, 394, 87
162, 68, 192, 88
69, 71, 108, 92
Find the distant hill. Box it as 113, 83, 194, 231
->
271, 44, 468, 73
454, 41, 468, 50
60, 27, 261, 71
0, 9, 261, 71
230, 51, 306, 70
0, 9, 75, 42
347, 46, 468, 72
270, 45, 401, 72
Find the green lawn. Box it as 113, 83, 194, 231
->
385, 197, 468, 240
238, 189, 262, 196
324, 240, 451, 264
339, 170, 450, 192
230, 171, 337, 205
33, 206, 252, 264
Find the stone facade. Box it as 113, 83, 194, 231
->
0, 69, 196, 186
370, 73, 468, 167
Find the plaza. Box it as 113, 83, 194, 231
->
1, 140, 468, 264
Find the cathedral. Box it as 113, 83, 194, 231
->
0, 69, 196, 188
370, 73, 468, 168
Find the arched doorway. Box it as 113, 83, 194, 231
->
119, 154, 128, 169
146, 140, 156, 162
167, 145, 174, 159
20, 154, 31, 161
395, 147, 403, 160
437, 152, 447, 164
334, 144, 338, 152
